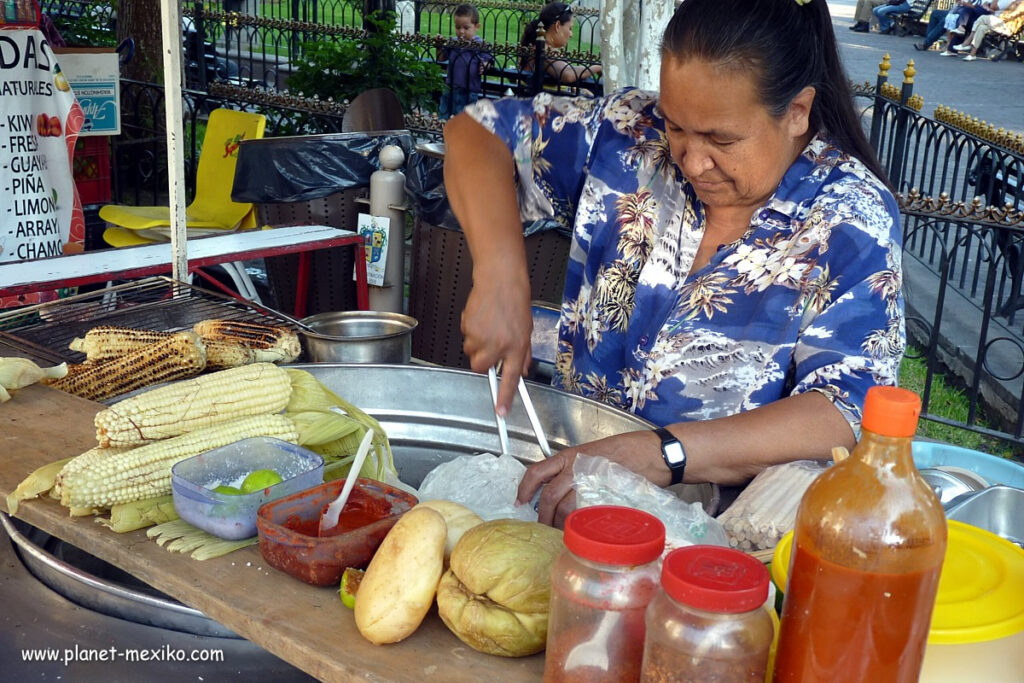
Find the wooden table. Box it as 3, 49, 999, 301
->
0, 385, 544, 682
0, 225, 370, 316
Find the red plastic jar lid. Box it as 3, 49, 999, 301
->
563, 505, 665, 566
661, 545, 769, 613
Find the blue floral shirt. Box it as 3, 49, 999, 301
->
464, 89, 904, 431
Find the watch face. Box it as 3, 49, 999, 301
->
663, 440, 686, 466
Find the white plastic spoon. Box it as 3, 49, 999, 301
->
318, 428, 374, 535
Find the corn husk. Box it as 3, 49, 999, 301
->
98, 495, 179, 533
285, 369, 396, 481
7, 456, 74, 514
147, 519, 257, 560
0, 358, 68, 402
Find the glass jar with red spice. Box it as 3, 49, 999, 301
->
543, 505, 665, 683
639, 545, 774, 683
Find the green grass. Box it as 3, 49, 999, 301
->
898, 349, 1022, 459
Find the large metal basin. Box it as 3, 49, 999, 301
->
296, 363, 720, 514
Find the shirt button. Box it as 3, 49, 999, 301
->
759, 210, 770, 220
639, 335, 649, 345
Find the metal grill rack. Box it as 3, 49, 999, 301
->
0, 277, 301, 365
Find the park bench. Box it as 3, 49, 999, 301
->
894, 0, 936, 36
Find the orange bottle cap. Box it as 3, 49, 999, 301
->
861, 386, 921, 437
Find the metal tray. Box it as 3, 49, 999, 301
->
295, 363, 721, 515
0, 277, 300, 365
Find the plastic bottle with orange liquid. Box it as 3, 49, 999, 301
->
773, 386, 947, 682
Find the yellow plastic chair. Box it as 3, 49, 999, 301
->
99, 108, 266, 235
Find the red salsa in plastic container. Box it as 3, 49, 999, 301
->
256, 478, 418, 586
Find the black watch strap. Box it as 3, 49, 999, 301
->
654, 426, 686, 486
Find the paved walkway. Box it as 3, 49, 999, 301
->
829, 0, 1023, 135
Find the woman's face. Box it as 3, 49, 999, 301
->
658, 56, 814, 214
547, 16, 573, 49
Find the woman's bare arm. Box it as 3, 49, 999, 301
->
518, 391, 856, 527
443, 113, 534, 413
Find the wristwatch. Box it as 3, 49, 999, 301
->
654, 427, 686, 486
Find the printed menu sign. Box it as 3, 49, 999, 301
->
0, 27, 85, 306
53, 48, 120, 136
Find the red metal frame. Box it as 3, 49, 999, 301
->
0, 233, 370, 314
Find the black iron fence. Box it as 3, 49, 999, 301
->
858, 57, 1024, 447
187, 4, 602, 102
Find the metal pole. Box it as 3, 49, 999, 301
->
888, 60, 916, 192
869, 54, 891, 152
531, 36, 545, 95
161, 0, 188, 282
368, 145, 407, 313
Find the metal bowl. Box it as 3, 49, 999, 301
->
944, 485, 1024, 548
920, 467, 987, 506
292, 363, 721, 515
300, 311, 417, 364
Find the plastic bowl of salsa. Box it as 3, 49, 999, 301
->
256, 478, 418, 586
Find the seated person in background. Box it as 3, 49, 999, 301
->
438, 4, 492, 119
945, 0, 996, 34
850, 0, 888, 32
519, 2, 601, 85
954, 0, 1024, 59
933, 1, 999, 54
446, 0, 904, 527
916, 8, 955, 49
873, 0, 912, 35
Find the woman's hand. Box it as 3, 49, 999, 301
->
516, 430, 668, 528
461, 267, 533, 413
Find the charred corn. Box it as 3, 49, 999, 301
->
203, 339, 257, 369
48, 332, 207, 402
60, 414, 299, 509
95, 362, 293, 447
193, 319, 301, 363
69, 327, 173, 362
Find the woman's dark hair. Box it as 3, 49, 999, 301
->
520, 2, 573, 48
662, 0, 889, 187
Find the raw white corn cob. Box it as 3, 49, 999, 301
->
95, 362, 293, 447
48, 332, 207, 402
53, 445, 130, 501
60, 413, 299, 509
193, 319, 301, 363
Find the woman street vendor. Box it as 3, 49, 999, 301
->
443, 0, 904, 526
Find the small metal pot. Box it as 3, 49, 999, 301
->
299, 311, 417, 364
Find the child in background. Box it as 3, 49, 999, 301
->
438, 4, 492, 119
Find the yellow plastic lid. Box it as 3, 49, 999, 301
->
771, 520, 1024, 645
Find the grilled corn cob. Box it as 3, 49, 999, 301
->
193, 319, 301, 363
70, 324, 261, 370
60, 413, 299, 509
203, 339, 257, 369
48, 331, 207, 402
69, 326, 173, 362
95, 362, 293, 447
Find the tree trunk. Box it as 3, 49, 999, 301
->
118, 0, 163, 83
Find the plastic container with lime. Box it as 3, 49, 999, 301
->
171, 437, 324, 541
772, 520, 1024, 682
